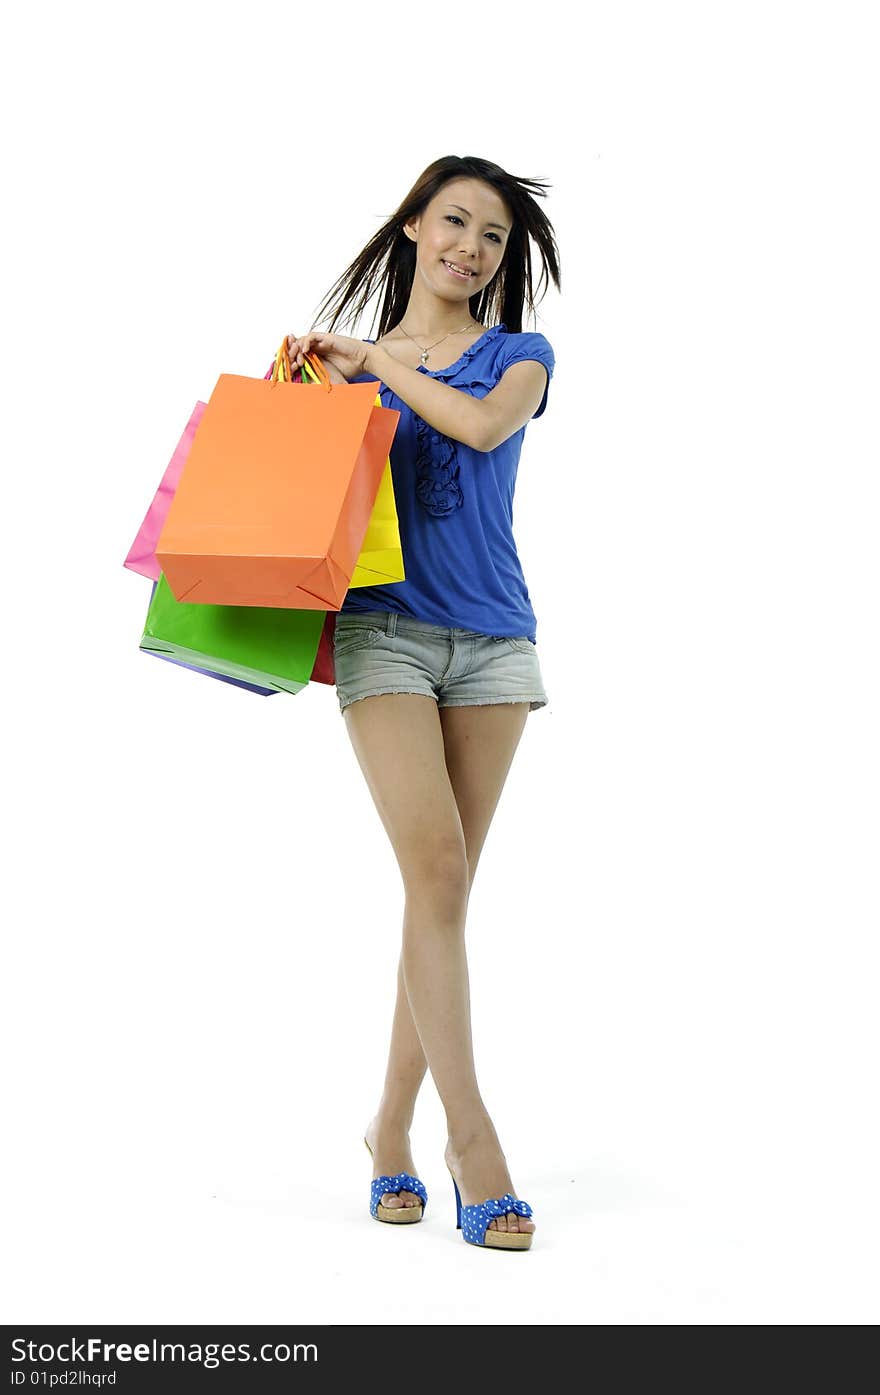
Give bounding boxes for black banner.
[2,1326,549,1389]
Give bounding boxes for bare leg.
[363,952,427,1210]
[348,695,535,1235]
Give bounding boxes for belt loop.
[387,612,398,638]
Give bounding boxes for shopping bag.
[123,351,397,587]
[141,581,278,694]
[297,354,405,592]
[126,343,300,582]
[155,343,401,608]
[140,572,323,695]
[123,402,207,580]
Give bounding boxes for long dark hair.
[309,155,562,339]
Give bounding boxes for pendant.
[420,350,429,364]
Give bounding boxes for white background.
[3,0,877,1325]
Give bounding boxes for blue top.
[340,321,555,643]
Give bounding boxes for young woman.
[287,155,561,1251]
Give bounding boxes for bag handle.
[300,354,327,387]
[269,338,296,382]
[264,348,302,382]
[299,350,332,391]
[267,338,332,392]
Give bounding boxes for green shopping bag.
[140,572,325,695]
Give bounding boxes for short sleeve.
[498,332,556,419]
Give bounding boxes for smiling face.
[404,178,512,303]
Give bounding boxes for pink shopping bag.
[123,402,207,580]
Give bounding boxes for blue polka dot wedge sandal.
[447,1164,534,1250]
[364,1138,427,1224]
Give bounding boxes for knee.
[402,841,470,908]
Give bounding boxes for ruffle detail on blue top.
[415,322,507,381]
[412,323,507,518]
[414,416,462,517]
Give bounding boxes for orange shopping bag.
[155,345,400,609]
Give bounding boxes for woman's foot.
[445,1125,536,1237]
[365,1115,423,1211]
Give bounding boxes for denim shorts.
[333,610,549,715]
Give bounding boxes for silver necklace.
[395,319,483,365]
